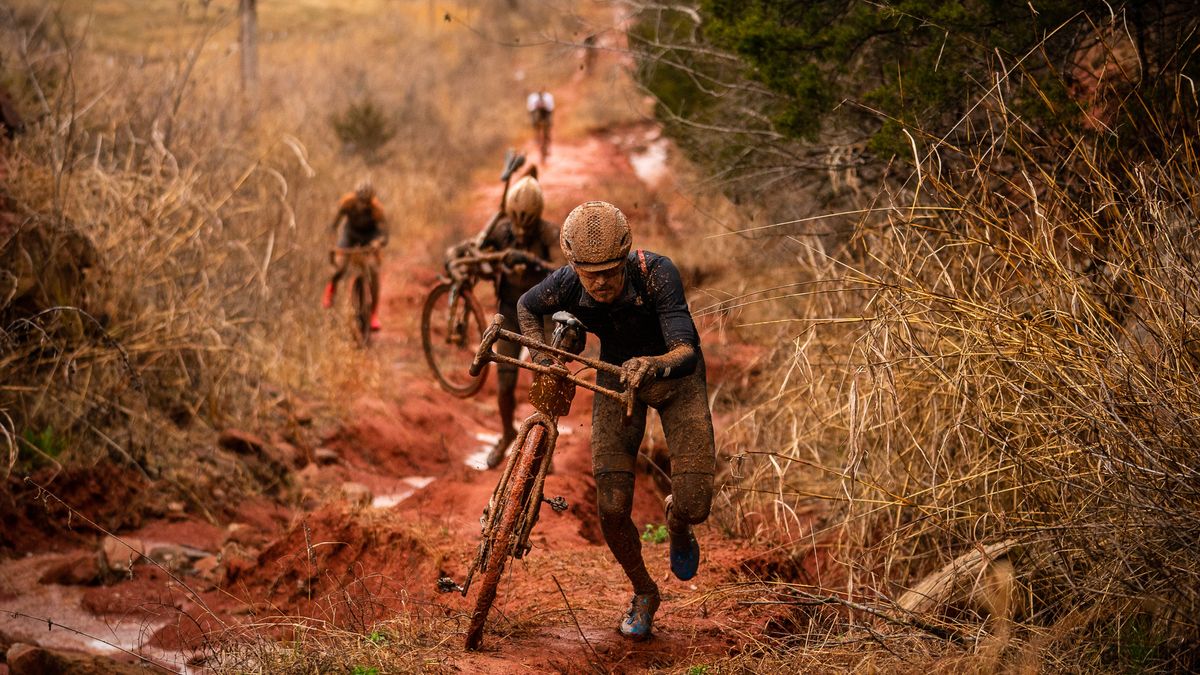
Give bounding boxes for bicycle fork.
[436,413,568,597]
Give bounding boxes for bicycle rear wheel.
[464,424,545,650]
[421,281,488,397]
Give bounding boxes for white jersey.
[526,91,555,113]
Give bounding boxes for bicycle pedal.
[543,496,568,513]
[436,576,463,594]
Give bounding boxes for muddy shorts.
[591,356,716,477]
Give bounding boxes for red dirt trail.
[0,66,801,675]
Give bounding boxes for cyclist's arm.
[517,268,569,362]
[370,198,389,247]
[648,255,700,378]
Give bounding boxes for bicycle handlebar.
[470,314,636,417]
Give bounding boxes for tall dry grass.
[711,65,1200,674]
[0,0,576,497]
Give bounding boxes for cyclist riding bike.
[323,180,389,330]
[517,200,716,641]
[526,89,554,159]
[469,175,561,469]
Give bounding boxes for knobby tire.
[464,424,545,650]
[421,281,487,397]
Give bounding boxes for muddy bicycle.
[331,245,381,346]
[419,249,515,397]
[436,311,635,650]
[422,150,528,397]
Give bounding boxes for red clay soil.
[0,70,822,675]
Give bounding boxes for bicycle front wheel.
[464,424,545,650]
[352,272,373,346]
[421,281,488,397]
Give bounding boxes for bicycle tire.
[464,424,545,650]
[421,281,488,397]
[352,273,372,346]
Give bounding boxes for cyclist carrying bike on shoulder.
[474,174,562,469]
[323,180,389,331]
[517,200,715,641]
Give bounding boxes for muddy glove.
[505,249,542,270]
[619,356,658,389]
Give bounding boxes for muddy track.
[0,98,787,675]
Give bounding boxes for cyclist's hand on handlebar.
[504,249,538,268]
[619,357,657,389]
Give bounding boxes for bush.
[330,95,397,163]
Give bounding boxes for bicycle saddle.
[551,311,587,355]
[552,311,586,331]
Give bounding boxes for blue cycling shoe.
[619,592,661,640]
[669,526,700,581]
[665,495,700,581]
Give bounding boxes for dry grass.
[707,56,1200,671]
[0,1,590,497]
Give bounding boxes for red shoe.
[370,311,382,332]
[321,282,335,309]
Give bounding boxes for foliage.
[640,523,668,544]
[330,94,397,163]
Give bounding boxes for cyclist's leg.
[486,302,521,468]
[325,242,349,308]
[646,358,716,579]
[648,358,715,527]
[368,248,383,329]
[592,372,656,595]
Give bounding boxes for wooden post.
[239,0,258,97]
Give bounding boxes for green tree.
[635,1,1200,157]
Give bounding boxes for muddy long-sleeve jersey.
[517,250,700,376]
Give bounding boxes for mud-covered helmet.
[355,179,375,201]
[560,201,631,272]
[505,176,544,235]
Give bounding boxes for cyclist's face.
[576,265,625,304]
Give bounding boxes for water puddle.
[465,425,576,471]
[370,476,436,508]
[628,136,670,188]
[465,432,502,471]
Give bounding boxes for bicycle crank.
[543,496,568,513]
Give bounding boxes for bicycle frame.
[470,314,636,417]
[446,313,632,596]
[331,246,379,343]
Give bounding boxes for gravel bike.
[421,150,527,397]
[420,249,510,397]
[436,311,635,650]
[331,245,380,347]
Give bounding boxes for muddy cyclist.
[517,200,716,640]
[323,180,389,330]
[469,174,562,468]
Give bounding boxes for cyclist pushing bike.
[467,173,562,468]
[323,180,388,331]
[517,200,716,640]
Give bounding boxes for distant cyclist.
[323,180,388,331]
[517,201,716,641]
[527,89,554,161]
[474,174,561,468]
